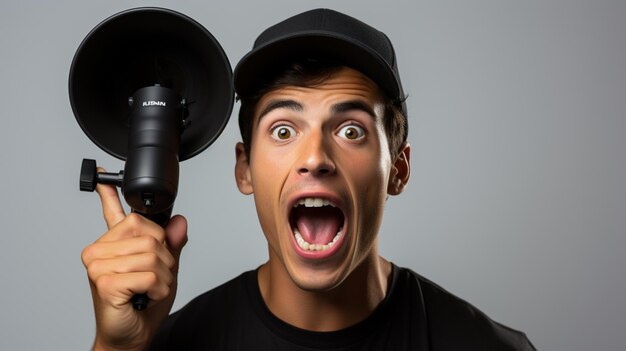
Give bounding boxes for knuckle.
[164,272,174,286]
[125,213,144,228]
[85,259,103,278]
[152,284,171,301]
[146,252,160,267]
[81,245,96,266]
[165,254,176,270]
[160,285,172,299]
[94,274,113,292]
[145,271,159,286]
[140,235,160,251]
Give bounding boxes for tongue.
[294,207,342,245]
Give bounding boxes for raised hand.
[81,178,187,351]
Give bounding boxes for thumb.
[164,214,188,262]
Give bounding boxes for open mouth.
[289,197,345,252]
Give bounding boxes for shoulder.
[394,266,536,351]
[173,270,251,320]
[150,270,256,350]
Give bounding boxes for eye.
[270,125,297,141]
[337,125,365,140]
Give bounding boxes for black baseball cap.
[233,8,407,116]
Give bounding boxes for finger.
[85,252,174,288]
[82,235,174,269]
[164,215,188,263]
[98,213,165,243]
[95,272,172,308]
[95,167,126,229]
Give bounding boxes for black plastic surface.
[80,159,97,192]
[69,7,234,161]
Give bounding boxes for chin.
[291,274,344,292]
[285,257,352,292]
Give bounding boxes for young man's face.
[235,67,409,291]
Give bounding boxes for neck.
[258,250,392,332]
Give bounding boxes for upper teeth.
[295,197,335,208]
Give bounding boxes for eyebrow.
[257,99,303,121]
[255,98,377,124]
[331,100,377,119]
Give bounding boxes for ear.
[235,142,253,195]
[387,143,411,196]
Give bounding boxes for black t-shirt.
[150,265,536,350]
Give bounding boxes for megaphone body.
[124,85,182,219]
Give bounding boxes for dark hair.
[237,58,407,159]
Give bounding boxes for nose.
[297,131,336,177]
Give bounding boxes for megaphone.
[69,7,234,310]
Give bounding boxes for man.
[82,9,536,350]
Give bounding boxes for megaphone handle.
[131,294,149,311]
[130,209,172,310]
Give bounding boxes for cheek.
[341,151,390,228]
[342,145,390,192]
[343,121,392,194]
[249,154,280,227]
[250,143,288,190]
[249,146,294,241]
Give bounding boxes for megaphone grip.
[130,208,172,310]
[132,294,149,311]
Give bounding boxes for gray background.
[1,0,624,350]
